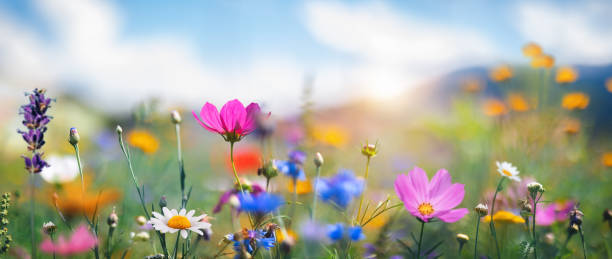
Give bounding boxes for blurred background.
[0,0,612,258]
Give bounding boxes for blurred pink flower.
[40,224,97,256]
[192,99,262,142]
[536,200,575,226]
[394,167,468,223]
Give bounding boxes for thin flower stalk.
[311,163,322,220]
[489,177,504,259]
[174,119,187,208]
[417,220,425,259]
[474,214,481,259]
[356,156,371,222]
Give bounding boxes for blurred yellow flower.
[127,129,160,154]
[507,93,529,112]
[561,118,581,135]
[312,125,349,147]
[489,65,513,82]
[555,67,578,84]
[606,77,612,93]
[483,99,507,117]
[483,210,525,224]
[276,229,297,244]
[287,179,312,194]
[561,92,589,110]
[531,54,555,69]
[50,176,121,218]
[462,77,483,93]
[522,42,542,57]
[602,152,612,167]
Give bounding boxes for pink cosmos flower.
[536,200,575,226]
[40,224,97,256]
[193,99,262,142]
[394,167,468,223]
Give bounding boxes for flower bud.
[107,207,118,228]
[116,125,123,134]
[474,203,488,217]
[314,152,324,167]
[569,208,584,226]
[158,196,167,208]
[543,232,555,245]
[603,209,612,222]
[42,221,56,235]
[257,161,278,180]
[518,199,532,215]
[131,231,150,242]
[456,233,469,244]
[361,142,378,158]
[527,182,544,194]
[170,110,182,124]
[568,223,579,235]
[135,215,147,226]
[68,127,80,145]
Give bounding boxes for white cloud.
[516,1,612,65]
[304,1,498,98]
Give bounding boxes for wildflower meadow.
[1,1,612,259]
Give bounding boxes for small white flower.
[40,155,79,184]
[149,207,211,239]
[495,161,520,182]
[527,182,544,193]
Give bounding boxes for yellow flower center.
[418,202,434,216]
[502,169,512,177]
[167,215,191,229]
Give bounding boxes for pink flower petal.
[437,208,469,223]
[220,99,246,133]
[394,174,419,210]
[408,167,429,203]
[430,183,465,211]
[240,102,261,135]
[535,203,556,226]
[198,102,224,133]
[39,238,55,253]
[428,168,452,199]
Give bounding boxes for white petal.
[152,212,164,220]
[179,208,186,216]
[181,230,188,239]
[171,209,178,216]
[168,228,179,233]
[189,228,204,236]
[162,207,172,217]
[186,210,195,218]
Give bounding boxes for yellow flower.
[483,210,525,224]
[489,65,513,82]
[507,93,529,112]
[50,176,121,218]
[606,77,612,93]
[483,99,507,117]
[522,42,542,57]
[287,179,312,194]
[127,129,160,154]
[561,118,581,135]
[561,92,589,110]
[312,125,349,147]
[602,152,612,167]
[555,67,579,84]
[531,54,555,69]
[276,229,298,244]
[462,77,483,93]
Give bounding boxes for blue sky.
[0,0,610,114]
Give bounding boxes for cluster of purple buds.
[18,89,52,173]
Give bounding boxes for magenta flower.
[536,200,575,226]
[40,224,97,256]
[394,167,468,223]
[192,99,262,142]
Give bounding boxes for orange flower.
[276,229,298,244]
[483,210,525,224]
[462,77,483,93]
[287,179,312,194]
[531,54,555,69]
[489,65,513,82]
[561,92,589,110]
[507,93,529,112]
[522,42,542,57]
[225,147,261,174]
[602,152,612,167]
[50,176,121,218]
[555,67,579,84]
[606,77,612,93]
[561,118,581,135]
[483,99,507,116]
[127,129,159,154]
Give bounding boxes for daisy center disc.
[502,169,512,176]
[167,215,191,229]
[418,202,434,216]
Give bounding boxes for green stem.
[175,124,187,209]
[417,220,425,259]
[72,144,100,259]
[291,178,298,224]
[172,234,180,259]
[356,157,371,222]
[230,142,244,193]
[532,193,539,259]
[105,227,115,259]
[489,177,504,259]
[29,172,36,259]
[579,226,587,259]
[311,165,322,220]
[474,215,481,259]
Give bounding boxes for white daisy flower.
[496,161,521,182]
[149,207,211,239]
[40,155,79,184]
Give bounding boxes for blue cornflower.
[274,159,306,181]
[288,150,306,165]
[326,223,365,242]
[238,192,284,214]
[316,169,364,208]
[228,229,277,258]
